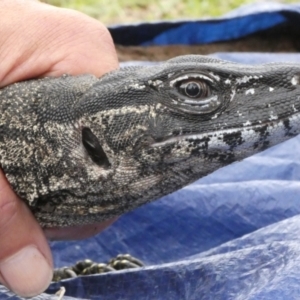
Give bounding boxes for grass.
[42,0,300,25]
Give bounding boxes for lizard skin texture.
[0,55,299,227]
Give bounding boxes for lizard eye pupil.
[185,82,201,97]
[178,80,210,98]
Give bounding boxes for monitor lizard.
[0,55,299,228]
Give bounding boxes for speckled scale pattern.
[0,55,300,227]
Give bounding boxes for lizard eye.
[178,80,211,98]
[167,74,222,115]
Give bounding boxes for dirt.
[115,27,300,62]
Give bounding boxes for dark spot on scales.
[172,129,180,136]
[253,140,270,151]
[283,118,298,137]
[82,127,110,168]
[253,125,271,150]
[218,152,235,163]
[223,131,244,149]
[203,151,235,163]
[283,119,291,131]
[188,137,211,155]
[254,124,269,136]
[162,146,172,156]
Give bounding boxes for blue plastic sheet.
[2,2,300,300]
[109,2,300,46]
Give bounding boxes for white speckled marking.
[243,120,251,126]
[291,76,299,86]
[292,104,298,112]
[230,89,236,102]
[269,113,278,121]
[128,83,146,90]
[245,88,255,95]
[209,72,220,81]
[236,76,252,84]
[211,112,221,120]
[169,74,213,87]
[150,80,163,87]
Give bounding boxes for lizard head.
[29,56,300,226]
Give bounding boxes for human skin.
[0,0,119,297]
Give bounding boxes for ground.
[42,0,299,25]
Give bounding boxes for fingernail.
[0,245,53,297]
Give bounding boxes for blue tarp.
[2,2,300,300]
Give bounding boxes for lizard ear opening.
[82,127,110,168]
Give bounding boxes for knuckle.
[0,198,19,232]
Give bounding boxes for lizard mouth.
[150,113,300,149]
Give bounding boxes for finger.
[0,1,118,87]
[0,171,53,297]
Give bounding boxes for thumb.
[0,170,53,297]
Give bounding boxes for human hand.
[0,0,118,297]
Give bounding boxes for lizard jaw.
[150,112,300,153]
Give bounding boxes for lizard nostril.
[82,127,110,168]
